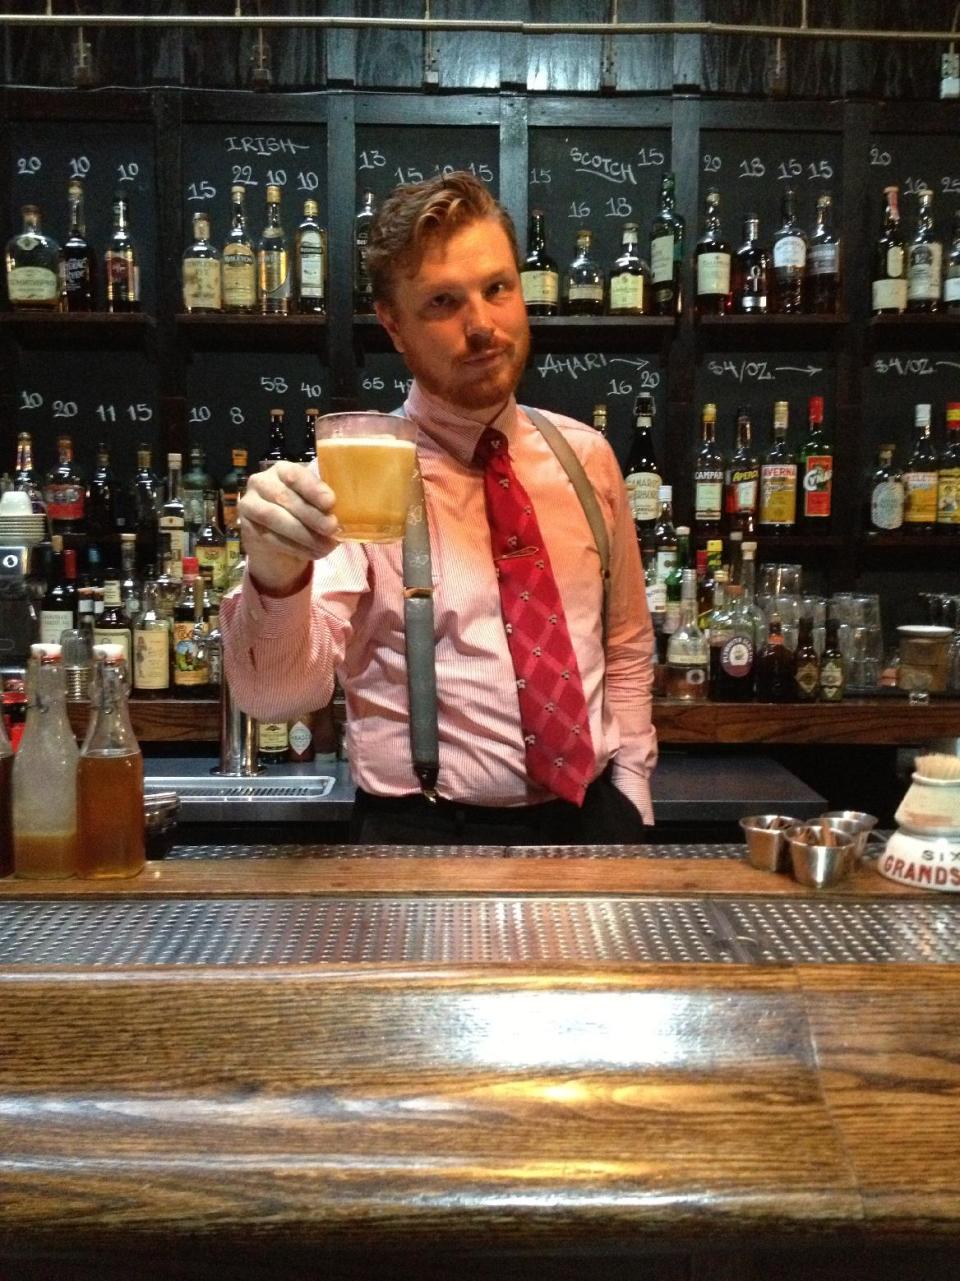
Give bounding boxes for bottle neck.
[84,662,138,752]
[167,462,182,499]
[113,201,129,233]
[529,214,546,251]
[68,195,85,237]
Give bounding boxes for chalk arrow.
[774,364,823,376]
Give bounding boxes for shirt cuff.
[236,564,314,639]
[609,761,654,826]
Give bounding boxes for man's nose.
[463,293,495,341]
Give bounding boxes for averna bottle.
[564,228,604,315]
[695,188,732,316]
[258,184,290,315]
[806,192,840,314]
[104,190,140,313]
[759,401,797,535]
[649,172,684,316]
[771,188,807,314]
[4,204,61,310]
[906,188,942,313]
[608,222,649,316]
[61,179,95,312]
[77,645,145,880]
[622,392,661,535]
[733,214,770,314]
[872,186,907,315]
[520,209,559,316]
[12,644,79,880]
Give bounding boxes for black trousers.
[350,766,646,846]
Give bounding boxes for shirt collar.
[403,380,518,467]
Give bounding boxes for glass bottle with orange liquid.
[77,645,145,879]
[12,644,79,879]
[0,710,13,877]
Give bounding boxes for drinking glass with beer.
[314,412,418,543]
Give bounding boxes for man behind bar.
[220,171,657,844]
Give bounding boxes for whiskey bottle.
[622,392,661,535]
[130,444,162,574]
[13,431,45,513]
[258,184,290,315]
[296,199,326,314]
[520,209,559,316]
[665,569,709,701]
[693,402,725,541]
[93,579,133,670]
[60,180,95,312]
[608,222,649,316]
[944,210,960,314]
[5,205,62,310]
[733,215,769,314]
[866,443,904,533]
[564,229,604,315]
[872,186,908,315]
[354,189,377,313]
[694,188,732,316]
[806,192,840,314]
[771,188,807,314]
[86,442,120,556]
[936,403,960,531]
[649,172,684,317]
[906,188,942,313]
[43,434,85,538]
[259,408,288,470]
[725,408,760,536]
[181,211,222,313]
[902,404,939,533]
[258,720,289,764]
[132,581,171,699]
[798,395,833,530]
[104,191,140,313]
[653,485,679,585]
[221,185,258,313]
[759,401,797,534]
[158,453,186,579]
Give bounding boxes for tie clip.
[494,545,539,561]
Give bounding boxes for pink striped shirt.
[220,382,657,821]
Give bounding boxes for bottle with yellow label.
[903,404,939,534]
[759,401,797,534]
[171,557,209,698]
[936,403,960,531]
[182,211,222,313]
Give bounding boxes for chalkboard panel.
[184,351,329,474]
[14,348,159,479]
[7,121,158,312]
[865,133,960,245]
[864,351,960,466]
[354,127,499,203]
[527,128,672,276]
[697,130,842,248]
[181,124,326,256]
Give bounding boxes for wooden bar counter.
[1,850,958,1279]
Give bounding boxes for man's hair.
[366,170,520,303]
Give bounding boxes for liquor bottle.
[195,491,228,592]
[793,615,820,703]
[354,189,377,313]
[220,445,249,535]
[771,188,807,314]
[695,188,732,316]
[258,720,289,764]
[906,188,942,313]
[520,209,559,316]
[181,211,222,314]
[172,557,209,698]
[806,193,840,314]
[119,531,141,625]
[622,392,661,535]
[819,618,845,702]
[872,185,908,315]
[732,214,770,314]
[709,583,756,702]
[181,445,214,549]
[649,172,684,317]
[258,184,290,316]
[662,526,691,665]
[937,402,960,531]
[13,431,45,513]
[739,542,769,653]
[608,222,649,316]
[259,407,288,470]
[86,442,119,554]
[104,191,140,313]
[299,407,320,465]
[43,434,85,538]
[944,210,960,314]
[221,184,258,314]
[866,443,904,533]
[759,401,797,535]
[725,408,759,536]
[755,614,795,703]
[592,403,608,437]
[0,711,12,879]
[12,646,79,879]
[158,452,186,579]
[296,199,326,314]
[697,539,724,626]
[153,539,182,622]
[131,443,162,575]
[564,228,604,315]
[798,395,833,530]
[39,537,76,645]
[653,485,679,585]
[665,569,709,701]
[133,581,170,699]
[902,404,939,534]
[94,579,133,670]
[4,204,61,310]
[77,646,145,880]
[60,179,95,312]
[693,402,725,542]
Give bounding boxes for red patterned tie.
[475,426,595,806]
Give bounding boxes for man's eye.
[428,294,454,310]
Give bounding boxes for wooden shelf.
[859,532,960,551]
[528,313,674,353]
[867,313,960,349]
[176,313,327,352]
[68,697,219,743]
[0,311,156,349]
[696,312,845,350]
[653,697,960,745]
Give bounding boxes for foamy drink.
[316,436,417,543]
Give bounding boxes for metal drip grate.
[1,896,958,967]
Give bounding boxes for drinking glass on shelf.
[759,562,802,600]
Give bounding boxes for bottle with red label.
[724,408,759,536]
[799,395,833,530]
[42,434,85,537]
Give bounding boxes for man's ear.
[375,300,404,354]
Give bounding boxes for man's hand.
[238,461,341,595]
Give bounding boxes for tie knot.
[474,427,508,468]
